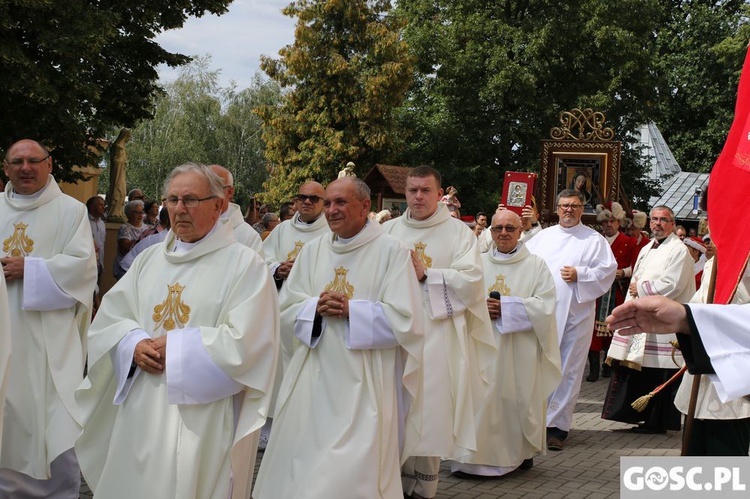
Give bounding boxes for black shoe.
[630,424,666,435]
[519,458,534,470]
[451,470,485,480]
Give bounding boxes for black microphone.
[489,291,501,300]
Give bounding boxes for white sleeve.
[346,300,399,349]
[166,327,244,405]
[111,328,151,405]
[425,269,467,319]
[294,297,323,348]
[495,296,533,334]
[22,257,77,310]
[690,303,750,402]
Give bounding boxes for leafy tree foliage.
[394,0,667,213]
[101,58,281,209]
[258,0,413,204]
[653,0,750,173]
[0,0,232,182]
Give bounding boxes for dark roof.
[649,171,709,221]
[364,164,412,195]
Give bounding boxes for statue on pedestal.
[106,128,131,223]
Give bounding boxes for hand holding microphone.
[487,291,501,320]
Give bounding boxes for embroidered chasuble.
[453,244,560,473]
[76,222,279,499]
[675,258,750,418]
[383,203,496,459]
[223,202,264,257]
[0,177,97,478]
[607,233,695,369]
[0,273,9,453]
[253,221,424,499]
[261,211,330,414]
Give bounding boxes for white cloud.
[155,0,295,89]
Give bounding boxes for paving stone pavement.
[78,363,682,498]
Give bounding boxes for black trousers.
[683,417,750,456]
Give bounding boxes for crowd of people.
[1,139,748,499]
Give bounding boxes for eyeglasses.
[557,204,583,211]
[490,225,519,234]
[650,217,673,223]
[297,194,322,204]
[4,155,50,166]
[165,196,217,208]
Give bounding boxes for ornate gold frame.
[538,109,621,224]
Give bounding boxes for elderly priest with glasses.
[75,163,279,499]
[525,189,616,451]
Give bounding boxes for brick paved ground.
[78,362,682,498]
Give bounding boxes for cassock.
[253,221,423,499]
[0,177,96,483]
[525,223,616,432]
[0,273,9,456]
[452,243,560,475]
[222,202,264,257]
[382,204,496,459]
[75,222,279,499]
[604,233,694,429]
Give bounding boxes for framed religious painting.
[537,109,621,225]
[501,171,537,216]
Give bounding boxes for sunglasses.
[297,194,322,203]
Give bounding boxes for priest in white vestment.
[260,181,329,447]
[382,167,495,499]
[605,206,694,434]
[451,210,560,477]
[0,272,10,457]
[479,203,541,252]
[254,177,424,499]
[525,189,616,451]
[75,164,279,499]
[211,164,264,257]
[0,139,97,497]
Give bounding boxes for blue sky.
[155,0,296,89]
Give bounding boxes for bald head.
[210,164,234,211]
[491,210,523,253]
[296,180,326,222]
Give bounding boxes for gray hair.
[163,162,225,199]
[557,189,585,205]
[261,212,279,227]
[124,200,144,218]
[650,205,675,221]
[348,177,371,201]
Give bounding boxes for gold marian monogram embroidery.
[325,266,354,299]
[152,283,191,331]
[3,222,34,257]
[488,275,511,296]
[287,241,305,261]
[413,242,432,269]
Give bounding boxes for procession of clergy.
[1,137,735,499]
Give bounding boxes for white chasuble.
[253,222,423,499]
[675,259,750,415]
[608,233,695,369]
[223,202,264,257]
[453,244,560,473]
[0,177,97,478]
[525,223,616,431]
[0,272,10,457]
[76,222,279,499]
[383,203,496,459]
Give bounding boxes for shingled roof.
[364,164,413,195]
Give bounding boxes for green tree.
[0,0,232,181]
[395,0,666,213]
[110,58,280,208]
[258,0,414,204]
[653,0,750,173]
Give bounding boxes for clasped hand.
[317,290,349,318]
[134,336,166,374]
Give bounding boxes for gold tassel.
[631,365,688,412]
